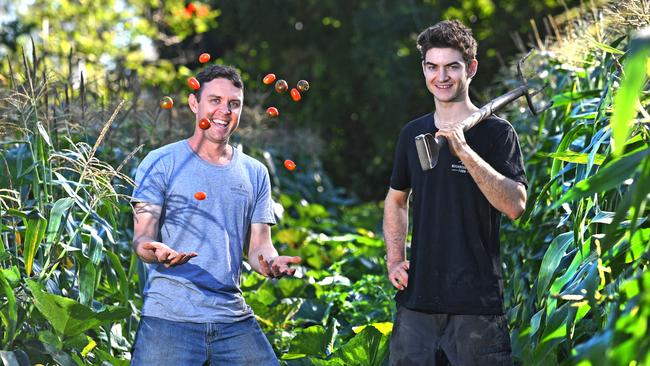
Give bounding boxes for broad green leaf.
[105,251,129,305]
[277,277,308,298]
[286,325,329,358]
[611,43,649,156]
[537,151,606,165]
[550,240,591,295]
[626,229,650,263]
[536,232,574,300]
[530,309,544,338]
[550,89,601,108]
[534,304,570,362]
[0,270,17,347]
[25,279,130,339]
[554,148,649,207]
[23,211,48,277]
[45,198,74,245]
[329,325,389,366]
[76,253,96,306]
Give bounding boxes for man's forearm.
[459,148,526,220]
[383,203,409,265]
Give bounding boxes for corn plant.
[500,3,650,365]
[0,46,142,365]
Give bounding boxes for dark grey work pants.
[389,306,513,366]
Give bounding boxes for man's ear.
[188,93,199,114]
[467,59,478,79]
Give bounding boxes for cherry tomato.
[194,191,206,200]
[290,88,301,102]
[263,73,276,85]
[160,96,174,110]
[198,53,211,63]
[275,79,288,93]
[266,107,279,118]
[187,76,201,90]
[296,79,310,92]
[198,118,210,130]
[284,159,296,171]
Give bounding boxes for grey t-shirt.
[132,140,276,323]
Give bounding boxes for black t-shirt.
[390,112,527,315]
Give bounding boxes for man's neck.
[433,99,479,130]
[187,135,233,165]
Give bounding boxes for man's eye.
[229,102,241,109]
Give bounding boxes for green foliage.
[1,2,648,365]
[499,6,650,364]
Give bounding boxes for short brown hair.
[416,20,477,64]
[193,64,243,101]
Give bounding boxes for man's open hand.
[142,242,197,268]
[258,254,302,278]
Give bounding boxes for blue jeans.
[131,315,279,366]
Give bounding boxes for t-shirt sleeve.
[252,167,277,225]
[132,152,167,205]
[489,126,528,188]
[390,128,411,190]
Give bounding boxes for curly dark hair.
[416,20,477,64]
[193,64,243,101]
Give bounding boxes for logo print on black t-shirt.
[451,160,468,174]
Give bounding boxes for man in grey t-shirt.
[130,64,301,366]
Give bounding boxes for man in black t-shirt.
[384,20,527,366]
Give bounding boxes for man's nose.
[436,68,448,80]
[215,102,232,114]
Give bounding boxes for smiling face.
[422,47,477,104]
[188,78,243,144]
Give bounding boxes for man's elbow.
[505,197,526,220]
[505,205,525,220]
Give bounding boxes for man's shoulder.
[147,140,187,157]
[237,148,268,173]
[401,112,434,135]
[477,115,517,136]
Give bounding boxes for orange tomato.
[284,159,296,171]
[263,73,276,85]
[266,107,279,118]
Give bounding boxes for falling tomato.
[284,159,296,171]
[290,88,302,102]
[187,77,201,90]
[198,53,211,63]
[198,118,211,130]
[160,96,174,110]
[275,79,288,93]
[263,73,276,85]
[266,107,279,118]
[296,80,310,92]
[194,191,207,200]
